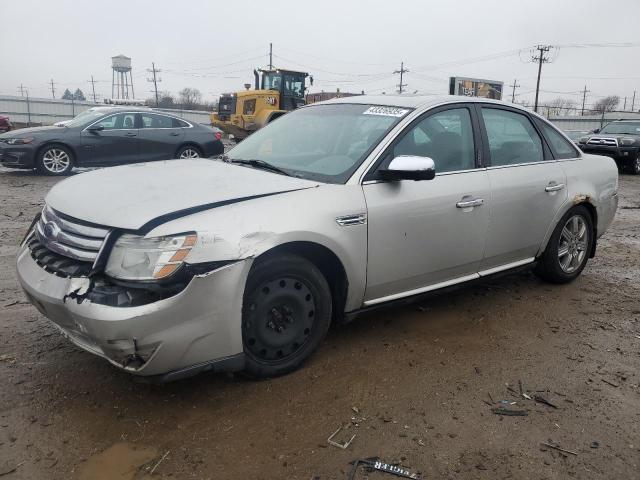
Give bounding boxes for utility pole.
[393,62,409,94]
[580,85,590,116]
[532,45,551,113]
[88,75,98,103]
[632,90,637,111]
[509,78,520,102]
[269,43,273,69]
[18,84,26,97]
[147,63,161,107]
[623,97,627,111]
[25,89,31,127]
[49,79,57,99]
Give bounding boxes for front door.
[80,112,139,165]
[477,106,568,271]
[138,112,185,161]
[363,105,491,304]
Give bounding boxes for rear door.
[137,113,185,161]
[80,112,139,165]
[477,105,567,272]
[363,104,491,304]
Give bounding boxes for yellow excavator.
[211,68,312,140]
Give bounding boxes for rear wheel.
[176,145,202,159]
[632,152,640,175]
[36,145,73,175]
[535,205,594,284]
[241,254,332,378]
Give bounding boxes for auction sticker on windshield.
[363,106,410,117]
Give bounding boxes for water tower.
[111,55,135,99]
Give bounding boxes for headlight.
[620,137,637,146]
[3,137,34,145]
[105,232,197,281]
[578,136,589,144]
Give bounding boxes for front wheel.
[631,152,640,175]
[535,205,594,284]
[241,254,332,378]
[176,145,202,159]
[36,145,74,175]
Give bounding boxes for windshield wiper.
[226,158,292,177]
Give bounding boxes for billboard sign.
[449,76,503,100]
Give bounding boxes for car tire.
[632,152,640,175]
[36,145,74,176]
[534,205,594,284]
[241,254,332,378]
[176,145,202,159]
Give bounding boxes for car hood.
[45,159,320,231]
[0,125,65,138]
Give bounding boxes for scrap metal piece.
[348,457,422,480]
[541,442,578,456]
[533,394,558,409]
[491,407,528,416]
[327,426,356,449]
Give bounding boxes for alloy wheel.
[179,148,200,159]
[42,149,71,173]
[243,276,316,362]
[558,214,588,274]
[634,154,640,175]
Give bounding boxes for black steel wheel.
[242,254,332,378]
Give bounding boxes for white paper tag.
[363,106,410,117]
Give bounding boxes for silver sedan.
[16,95,618,381]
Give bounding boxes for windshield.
[226,104,411,183]
[65,109,110,128]
[600,122,640,135]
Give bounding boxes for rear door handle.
[170,132,180,136]
[545,183,565,192]
[456,198,484,208]
[125,132,137,137]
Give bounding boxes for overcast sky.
[2,0,640,109]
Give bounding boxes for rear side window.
[141,113,173,128]
[172,118,190,128]
[481,108,543,166]
[536,120,580,159]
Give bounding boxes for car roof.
[314,94,515,110]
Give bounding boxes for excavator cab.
[259,69,310,111]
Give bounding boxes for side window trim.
[476,104,553,168]
[363,103,482,181]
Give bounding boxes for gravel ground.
[0,166,638,480]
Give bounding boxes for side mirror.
[87,124,104,133]
[379,155,436,181]
[591,128,600,134]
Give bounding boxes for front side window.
[536,120,580,159]
[263,73,282,91]
[227,104,410,183]
[93,113,136,130]
[284,75,304,97]
[392,107,476,173]
[482,108,543,166]
[141,113,173,128]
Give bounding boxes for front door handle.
[170,132,180,136]
[125,132,137,137]
[545,182,565,192]
[456,198,484,208]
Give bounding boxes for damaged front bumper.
[16,245,251,381]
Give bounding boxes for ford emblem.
[43,221,60,241]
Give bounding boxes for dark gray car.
[0,107,224,175]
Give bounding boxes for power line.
[531,45,552,112]
[393,62,409,94]
[147,63,161,107]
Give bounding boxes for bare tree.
[178,88,202,109]
[547,97,577,116]
[592,96,620,114]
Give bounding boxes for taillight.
[215,131,222,141]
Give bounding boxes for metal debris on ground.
[541,442,578,456]
[348,457,422,480]
[590,441,600,449]
[533,394,558,409]
[601,379,620,388]
[491,407,529,416]
[327,426,356,449]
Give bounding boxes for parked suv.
[578,120,640,174]
[0,107,223,175]
[16,96,618,382]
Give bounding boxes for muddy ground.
[0,167,638,480]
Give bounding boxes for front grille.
[587,137,617,146]
[28,236,93,277]
[34,205,110,264]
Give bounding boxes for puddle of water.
[78,443,158,480]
